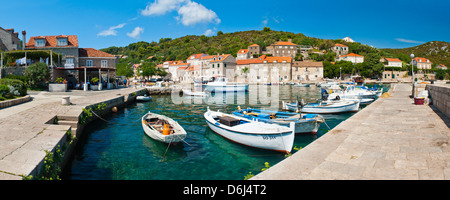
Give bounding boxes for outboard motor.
[321,88,329,101]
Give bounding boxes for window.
[35,39,45,47]
[86,60,93,67]
[57,38,68,46]
[224,63,227,68]
[212,64,214,68]
[66,58,73,64]
[101,60,108,68]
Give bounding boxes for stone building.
[271,39,298,58]
[248,56,292,84]
[330,43,348,56]
[0,27,21,51]
[25,35,79,68]
[336,53,364,64]
[412,57,432,70]
[206,54,236,78]
[248,44,261,57]
[292,61,324,82]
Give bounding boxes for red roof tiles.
[79,48,115,58]
[26,35,78,48]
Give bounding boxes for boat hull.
[232,109,322,134]
[284,101,360,114]
[204,111,294,153]
[141,113,187,144]
[204,84,248,93]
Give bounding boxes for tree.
[116,62,134,77]
[241,67,249,82]
[24,63,50,89]
[263,27,271,32]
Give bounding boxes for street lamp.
[340,67,342,81]
[410,53,415,98]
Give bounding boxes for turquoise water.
[64,85,387,180]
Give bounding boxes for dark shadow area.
[429,105,450,129]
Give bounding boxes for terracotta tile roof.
[385,58,402,62]
[334,43,347,47]
[79,48,115,58]
[293,61,323,67]
[413,57,431,63]
[274,41,296,46]
[177,66,189,70]
[200,55,216,60]
[186,65,200,71]
[187,53,208,60]
[264,56,292,63]
[210,54,231,63]
[26,35,78,48]
[249,44,259,47]
[340,53,363,57]
[237,49,248,54]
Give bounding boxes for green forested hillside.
[101,28,344,63]
[382,41,450,67]
[102,28,449,79]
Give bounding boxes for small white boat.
[203,77,248,93]
[232,108,324,134]
[182,89,208,97]
[283,100,360,114]
[141,112,187,143]
[136,94,152,101]
[204,108,295,153]
[293,83,311,87]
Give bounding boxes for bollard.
[62,96,71,105]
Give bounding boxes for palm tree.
[241,67,249,83]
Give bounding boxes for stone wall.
[0,95,31,109]
[426,84,450,118]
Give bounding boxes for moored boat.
[293,83,311,87]
[141,112,187,144]
[282,100,360,114]
[182,89,208,97]
[204,108,295,153]
[137,94,152,101]
[203,76,248,93]
[232,107,324,134]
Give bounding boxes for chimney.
[22,30,26,50]
[288,39,292,43]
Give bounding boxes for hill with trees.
[381,41,450,68]
[101,28,449,79]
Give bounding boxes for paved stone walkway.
[253,84,450,180]
[0,87,144,179]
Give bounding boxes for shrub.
[0,84,10,96]
[24,63,50,89]
[0,78,27,96]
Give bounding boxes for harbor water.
[63,84,387,180]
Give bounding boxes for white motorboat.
[141,112,187,144]
[283,100,360,114]
[203,76,248,93]
[204,108,295,153]
[182,89,208,97]
[293,83,311,87]
[232,108,324,134]
[136,94,152,101]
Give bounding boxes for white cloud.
[141,0,220,26]
[177,1,220,26]
[141,0,185,16]
[203,29,215,36]
[127,27,145,39]
[262,18,268,26]
[97,23,126,36]
[396,38,424,44]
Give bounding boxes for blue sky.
[1,0,449,50]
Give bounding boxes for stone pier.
[252,84,450,180]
